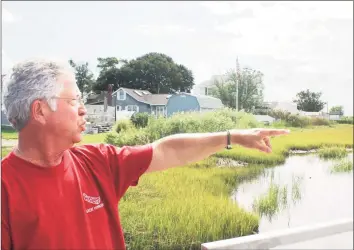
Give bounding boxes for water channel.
[232,153,353,233]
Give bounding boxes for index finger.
[259,129,290,137]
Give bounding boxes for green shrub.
[337,116,354,124]
[286,114,310,128]
[106,109,262,147]
[105,128,150,146]
[131,113,151,128]
[144,109,260,141]
[269,109,291,121]
[310,117,330,126]
[114,119,134,133]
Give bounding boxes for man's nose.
[79,105,87,116]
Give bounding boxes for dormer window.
[117,89,126,100]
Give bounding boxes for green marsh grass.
[120,166,262,249]
[331,160,353,173]
[291,175,303,205]
[318,146,348,159]
[252,173,304,220]
[217,125,353,165]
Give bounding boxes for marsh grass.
[217,125,353,165]
[291,175,303,205]
[252,173,304,220]
[318,147,348,159]
[331,160,353,173]
[121,166,262,249]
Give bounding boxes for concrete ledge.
[201,218,353,250]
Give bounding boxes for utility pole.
[235,57,240,112]
[327,102,329,119]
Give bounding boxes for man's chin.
[73,133,83,144]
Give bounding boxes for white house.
[192,75,227,96]
[254,115,276,125]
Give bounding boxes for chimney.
[107,84,113,106]
[104,95,108,112]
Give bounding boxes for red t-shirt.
[1,143,153,250]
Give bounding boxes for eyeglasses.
[52,96,85,106]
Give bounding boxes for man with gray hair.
[1,59,289,250]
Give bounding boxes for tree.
[293,89,325,112]
[92,57,126,93]
[68,60,95,95]
[118,53,194,94]
[330,105,344,115]
[209,67,264,112]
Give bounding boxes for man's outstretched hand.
[231,128,290,154]
[148,128,291,172]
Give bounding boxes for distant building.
[254,101,300,115]
[192,75,227,96]
[112,88,170,117]
[254,115,276,125]
[166,93,223,117]
[328,111,344,121]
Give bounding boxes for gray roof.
[113,88,170,105]
[195,94,223,109]
[175,93,223,109]
[85,92,106,104]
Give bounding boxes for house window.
[126,105,139,112]
[117,90,126,100]
[116,106,122,111]
[156,106,165,116]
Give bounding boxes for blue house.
[112,88,170,116]
[166,93,223,117]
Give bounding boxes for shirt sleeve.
[97,143,153,200]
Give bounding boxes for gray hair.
[2,58,75,131]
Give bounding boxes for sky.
[2,1,353,115]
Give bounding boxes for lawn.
[1,126,18,140]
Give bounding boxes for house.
[254,101,300,115]
[83,86,115,125]
[329,111,343,121]
[299,111,326,118]
[192,75,227,96]
[166,93,223,117]
[112,88,170,116]
[266,101,300,114]
[254,115,276,125]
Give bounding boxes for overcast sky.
[2,1,353,115]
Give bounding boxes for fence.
[201,218,353,250]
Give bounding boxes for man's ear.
[31,100,47,125]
